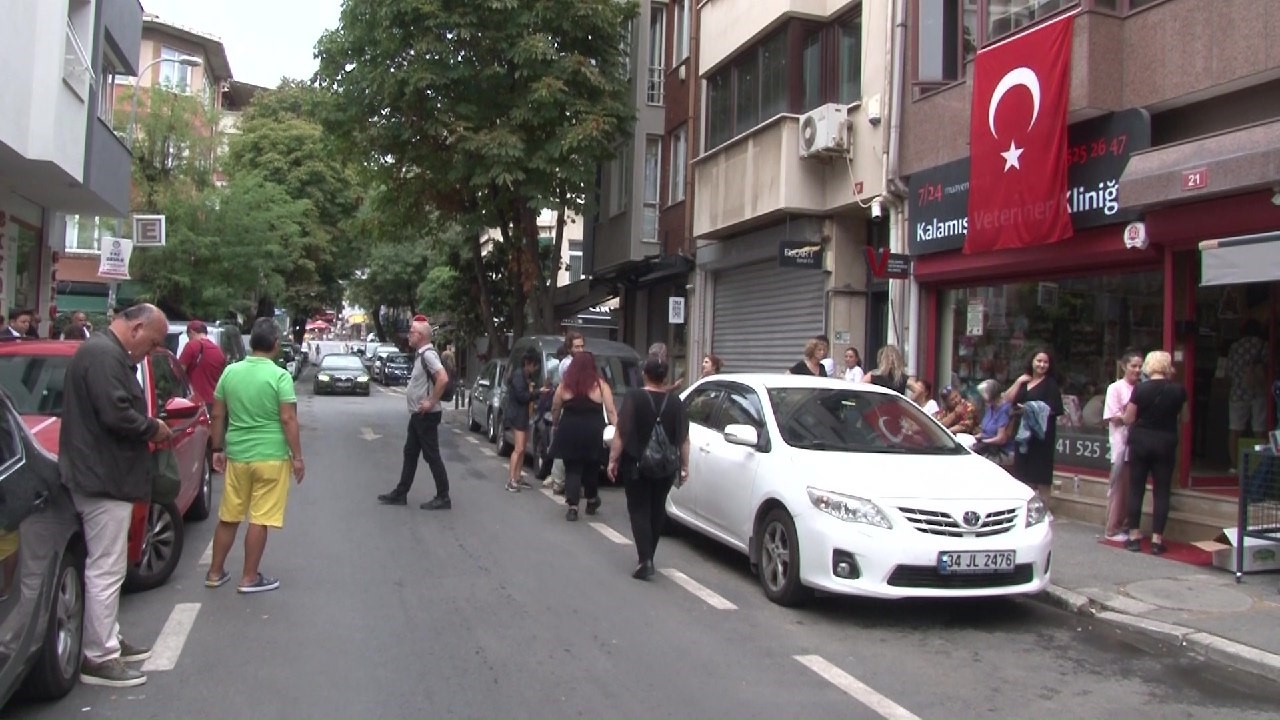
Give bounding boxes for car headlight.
[806,488,892,529]
[317,373,331,381]
[357,375,369,382]
[1025,496,1049,527]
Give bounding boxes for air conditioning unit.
[799,103,849,158]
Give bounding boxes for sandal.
[204,570,230,588]
[237,573,280,594]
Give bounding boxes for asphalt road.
[7,369,1278,719]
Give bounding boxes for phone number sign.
[1054,430,1111,471]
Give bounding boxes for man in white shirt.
[0,308,33,340]
[1103,350,1144,541]
[817,335,834,377]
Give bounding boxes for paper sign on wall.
[668,297,686,324]
[966,301,985,337]
[98,238,134,280]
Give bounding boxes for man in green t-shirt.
[206,318,304,594]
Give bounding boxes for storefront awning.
[1199,232,1280,286]
[1119,119,1280,211]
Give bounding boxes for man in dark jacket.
[61,303,171,688]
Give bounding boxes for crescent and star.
[987,66,1041,172]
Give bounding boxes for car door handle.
[698,444,712,454]
[32,491,49,510]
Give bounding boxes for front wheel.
[468,404,481,432]
[125,502,185,592]
[756,508,811,607]
[19,546,84,700]
[487,411,499,444]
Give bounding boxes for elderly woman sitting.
[935,385,979,434]
[973,379,1016,464]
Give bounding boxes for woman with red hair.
[551,352,618,521]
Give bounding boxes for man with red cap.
[179,320,227,410]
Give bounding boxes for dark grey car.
[0,391,86,706]
[467,358,507,444]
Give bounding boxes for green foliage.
[315,0,637,348]
[123,85,221,208]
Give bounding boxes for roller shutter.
[711,261,826,374]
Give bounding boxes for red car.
[0,340,212,591]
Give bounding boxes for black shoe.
[535,459,553,481]
[631,560,655,580]
[377,491,407,505]
[585,497,601,515]
[1150,542,1168,556]
[566,506,579,522]
[421,496,452,510]
[1124,538,1142,552]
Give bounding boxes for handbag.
[150,446,181,504]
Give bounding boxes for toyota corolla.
[668,375,1052,606]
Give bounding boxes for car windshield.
[766,387,965,454]
[386,353,411,366]
[595,355,642,394]
[0,355,73,416]
[320,356,365,371]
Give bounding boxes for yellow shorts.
[220,460,291,528]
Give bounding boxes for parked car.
[166,321,246,364]
[0,388,86,705]
[498,336,643,468]
[0,341,213,593]
[276,342,301,380]
[377,352,413,386]
[366,344,399,378]
[666,374,1052,606]
[313,354,371,396]
[467,358,507,443]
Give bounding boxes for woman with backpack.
[551,351,617,521]
[607,355,691,580]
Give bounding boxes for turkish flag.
[964,13,1076,254]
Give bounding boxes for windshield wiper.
[787,439,847,451]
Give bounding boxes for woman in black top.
[608,356,691,580]
[787,338,828,377]
[1003,348,1064,495]
[504,350,539,492]
[1123,351,1187,555]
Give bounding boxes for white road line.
[198,538,213,567]
[589,522,633,545]
[481,448,496,456]
[142,603,201,672]
[793,655,918,720]
[539,487,557,501]
[466,437,480,444]
[451,428,463,434]
[658,568,738,610]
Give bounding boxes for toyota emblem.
[961,511,982,528]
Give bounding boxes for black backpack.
[638,392,680,478]
[419,348,458,402]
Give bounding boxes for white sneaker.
[1107,533,1129,542]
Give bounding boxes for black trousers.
[1126,428,1177,535]
[396,412,450,498]
[624,472,675,563]
[564,459,601,506]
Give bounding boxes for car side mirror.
[953,432,978,451]
[478,379,491,388]
[161,397,202,421]
[723,423,759,448]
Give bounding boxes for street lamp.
[126,55,203,148]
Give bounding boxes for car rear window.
[0,355,74,416]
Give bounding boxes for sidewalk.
[1039,518,1280,682]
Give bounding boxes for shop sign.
[907,109,1152,256]
[1054,430,1110,471]
[865,248,913,279]
[132,215,166,247]
[97,238,133,280]
[668,296,686,324]
[778,240,824,269]
[1123,221,1148,250]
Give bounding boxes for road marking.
[481,448,496,456]
[589,522,633,545]
[539,487,557,501]
[31,417,57,434]
[142,603,201,672]
[466,437,480,444]
[658,568,738,610]
[452,428,463,434]
[198,538,213,567]
[359,427,382,441]
[793,655,918,720]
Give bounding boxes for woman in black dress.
[607,356,690,580]
[1123,351,1187,555]
[1003,348,1064,496]
[551,352,617,521]
[787,338,828,376]
[504,350,539,493]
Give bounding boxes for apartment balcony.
[701,0,835,71]
[646,66,664,105]
[692,114,882,239]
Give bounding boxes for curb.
[1035,584,1280,684]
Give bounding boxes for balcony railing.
[646,65,664,105]
[63,19,94,101]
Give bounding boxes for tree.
[225,80,363,328]
[315,0,636,354]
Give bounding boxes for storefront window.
[938,271,1163,470]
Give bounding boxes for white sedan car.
[668,374,1052,605]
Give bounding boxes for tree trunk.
[518,202,547,334]
[371,304,386,342]
[542,194,568,333]
[469,225,504,356]
[495,200,528,340]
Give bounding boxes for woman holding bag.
[551,352,617,521]
[608,355,690,580]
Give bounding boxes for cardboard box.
[1192,527,1280,574]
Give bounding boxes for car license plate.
[937,550,1015,574]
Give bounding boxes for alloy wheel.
[53,564,83,679]
[760,520,792,593]
[139,504,177,578]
